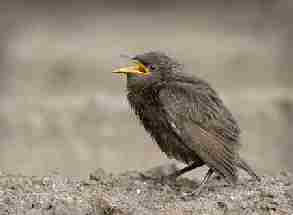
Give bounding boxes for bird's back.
[164,74,241,146]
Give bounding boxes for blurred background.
[0,0,292,178]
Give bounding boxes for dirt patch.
[0,164,292,215]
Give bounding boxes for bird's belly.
[145,121,202,165]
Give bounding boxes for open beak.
[112,65,142,75]
[113,61,150,75]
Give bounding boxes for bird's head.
[113,51,182,89]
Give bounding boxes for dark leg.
[140,161,203,183]
[168,161,203,179]
[190,168,214,196]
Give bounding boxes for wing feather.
[159,82,238,184]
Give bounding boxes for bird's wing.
[158,82,238,184]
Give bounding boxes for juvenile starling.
[113,51,260,192]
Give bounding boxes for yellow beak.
[112,65,142,75]
[113,62,150,75]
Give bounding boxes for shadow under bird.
[113,51,260,194]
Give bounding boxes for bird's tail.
[235,157,261,182]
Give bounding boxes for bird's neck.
[127,78,164,95]
[126,81,164,112]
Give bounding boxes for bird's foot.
[180,168,214,200]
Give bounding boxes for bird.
[113,51,260,193]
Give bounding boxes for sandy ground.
[0,164,292,215]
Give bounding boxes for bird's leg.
[167,162,203,180]
[158,162,203,184]
[189,168,214,196]
[140,162,202,184]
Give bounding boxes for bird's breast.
[127,89,199,164]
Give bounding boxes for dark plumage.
[113,51,259,191]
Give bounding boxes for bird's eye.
[149,64,157,71]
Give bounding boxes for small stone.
[89,168,109,183]
[136,189,141,194]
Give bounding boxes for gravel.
[0,165,292,215]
